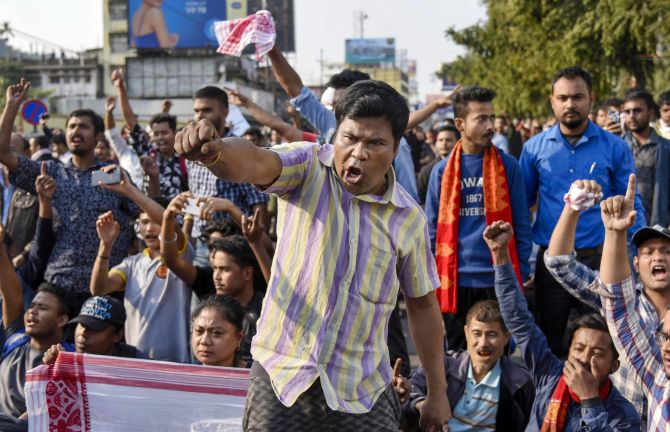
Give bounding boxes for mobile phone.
[607,110,620,125]
[92,168,121,186]
[183,198,203,216]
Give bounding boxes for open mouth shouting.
[344,165,364,185]
[651,264,668,281]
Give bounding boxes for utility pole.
[353,10,368,39]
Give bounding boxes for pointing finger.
[41,161,47,176]
[625,173,636,203]
[393,358,403,378]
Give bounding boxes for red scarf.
[434,141,523,313]
[541,375,612,432]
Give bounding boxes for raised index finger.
[41,161,47,176]
[625,173,636,203]
[393,358,403,377]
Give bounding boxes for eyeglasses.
[654,331,670,347]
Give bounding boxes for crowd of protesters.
[1,44,670,431]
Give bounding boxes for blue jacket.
[403,350,535,432]
[290,86,419,202]
[520,121,646,248]
[425,151,532,282]
[494,263,640,431]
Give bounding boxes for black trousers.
[534,246,600,357]
[387,303,411,377]
[443,286,497,351]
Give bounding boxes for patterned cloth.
[26,352,249,431]
[591,276,670,430]
[144,153,188,200]
[215,10,276,61]
[251,142,439,413]
[544,251,658,418]
[435,141,523,313]
[215,179,268,216]
[10,156,139,296]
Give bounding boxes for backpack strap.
[1,331,30,362]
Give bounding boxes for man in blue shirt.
[266,45,422,203]
[519,66,646,356]
[425,87,532,350]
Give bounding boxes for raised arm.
[229,90,303,142]
[0,79,30,172]
[174,119,281,186]
[0,224,22,328]
[405,86,459,131]
[485,221,562,379]
[90,212,125,296]
[111,68,137,130]
[596,174,659,395]
[545,180,602,308]
[98,166,164,225]
[241,208,273,283]
[161,193,196,286]
[267,45,303,98]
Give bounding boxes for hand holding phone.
[92,168,121,186]
[183,197,204,216]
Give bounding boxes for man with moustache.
[588,175,670,429]
[545,177,670,423]
[0,79,139,309]
[621,89,670,228]
[425,86,532,351]
[519,66,646,356]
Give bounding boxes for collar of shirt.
[30,149,52,161]
[546,120,599,146]
[467,359,502,389]
[317,145,408,208]
[65,157,106,172]
[624,128,662,148]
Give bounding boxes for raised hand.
[197,197,231,221]
[111,67,124,88]
[391,358,411,405]
[241,207,264,245]
[482,221,513,253]
[174,119,221,162]
[165,192,193,218]
[98,165,133,196]
[600,174,637,232]
[96,211,120,246]
[105,96,117,114]
[161,99,173,113]
[42,344,64,365]
[140,155,159,178]
[435,84,461,108]
[5,78,31,109]
[35,161,56,200]
[227,90,249,107]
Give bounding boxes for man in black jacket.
[402,300,534,431]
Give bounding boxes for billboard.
[345,38,395,66]
[126,0,295,52]
[127,0,247,49]
[126,56,219,98]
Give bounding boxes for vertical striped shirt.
[251,142,439,413]
[593,276,670,430]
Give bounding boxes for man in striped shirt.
[174,80,449,431]
[587,174,670,429]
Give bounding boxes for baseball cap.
[69,296,126,331]
[632,224,670,248]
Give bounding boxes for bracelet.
[195,151,221,167]
[158,233,178,244]
[183,214,194,221]
[98,255,109,260]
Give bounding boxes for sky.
[0,0,487,100]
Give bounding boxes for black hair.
[243,127,263,139]
[452,86,497,119]
[192,295,245,332]
[51,134,66,145]
[659,90,670,107]
[16,134,29,151]
[209,235,265,291]
[568,313,619,360]
[200,218,241,244]
[36,283,71,318]
[624,89,656,111]
[552,66,593,93]
[67,109,104,135]
[334,80,409,142]
[465,300,508,333]
[32,135,50,150]
[193,86,229,109]
[435,125,461,140]
[327,69,371,89]
[149,113,177,132]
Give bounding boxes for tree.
[439,0,669,117]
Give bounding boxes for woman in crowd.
[191,295,247,368]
